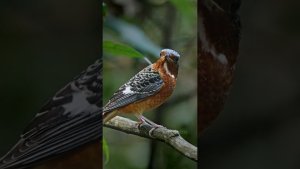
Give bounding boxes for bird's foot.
[148,123,165,138]
[136,122,164,138]
[140,116,164,128]
[135,118,146,128]
[148,127,159,138]
[135,118,164,138]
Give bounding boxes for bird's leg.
[135,114,147,128]
[141,115,165,138]
[140,116,163,128]
[135,114,164,138]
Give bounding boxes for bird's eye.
[160,52,163,57]
[173,56,179,62]
[170,55,178,62]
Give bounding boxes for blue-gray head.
[160,49,180,65]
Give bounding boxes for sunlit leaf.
[103,41,144,58]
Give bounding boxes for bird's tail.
[103,110,118,123]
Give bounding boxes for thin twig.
[143,56,152,65]
[103,116,198,162]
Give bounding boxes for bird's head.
[160,49,180,66]
[158,49,180,78]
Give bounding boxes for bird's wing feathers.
[103,65,163,114]
[0,59,102,169]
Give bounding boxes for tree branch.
[103,116,198,162]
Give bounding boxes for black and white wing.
[0,59,102,169]
[103,65,163,115]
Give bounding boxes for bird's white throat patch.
[163,62,175,78]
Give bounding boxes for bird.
[0,59,102,169]
[103,49,180,126]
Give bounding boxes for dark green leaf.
[103,41,144,58]
[106,18,161,57]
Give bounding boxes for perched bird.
[0,59,102,169]
[103,49,180,126]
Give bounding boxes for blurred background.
[199,1,300,169]
[103,0,197,169]
[0,0,99,161]
[1,0,299,169]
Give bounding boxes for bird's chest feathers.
[150,61,177,105]
[163,62,175,79]
[137,62,177,111]
[160,62,177,88]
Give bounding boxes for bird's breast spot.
[123,86,134,94]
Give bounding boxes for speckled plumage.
[103,49,180,123]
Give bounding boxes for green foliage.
[103,138,110,165]
[103,41,144,58]
[169,0,196,23]
[102,2,107,17]
[105,18,161,57]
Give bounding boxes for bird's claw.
[148,124,164,138]
[149,128,156,138]
[135,120,164,138]
[135,121,144,128]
